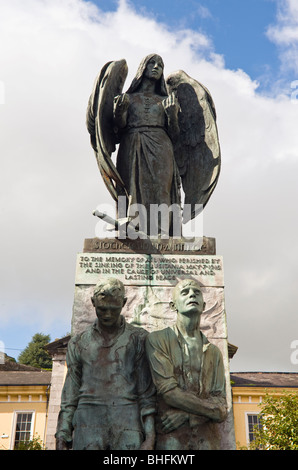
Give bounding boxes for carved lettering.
[76,253,223,286]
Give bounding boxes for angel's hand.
[114,93,129,112]
[113,94,129,128]
[162,93,179,119]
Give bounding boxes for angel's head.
[144,55,164,82]
[126,53,168,96]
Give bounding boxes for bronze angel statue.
[86,53,220,236]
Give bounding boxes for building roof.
[0,357,52,386]
[231,372,298,388]
[46,335,71,355]
[0,356,46,372]
[0,370,51,386]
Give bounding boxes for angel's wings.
[166,70,221,222]
[86,59,128,201]
[86,60,220,218]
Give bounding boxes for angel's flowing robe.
[115,92,180,236]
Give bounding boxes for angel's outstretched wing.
[166,70,221,221]
[86,59,128,200]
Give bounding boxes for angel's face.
[144,56,164,81]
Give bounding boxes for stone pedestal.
[70,237,236,450]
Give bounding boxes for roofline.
[231,371,298,375]
[232,385,298,389]
[0,384,51,387]
[230,371,298,388]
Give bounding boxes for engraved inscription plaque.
[75,253,224,287]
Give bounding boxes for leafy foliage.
[15,435,45,450]
[18,333,52,370]
[249,390,298,450]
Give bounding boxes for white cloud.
[196,4,212,20]
[266,0,298,73]
[0,0,297,370]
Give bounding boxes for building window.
[13,412,34,449]
[247,413,262,443]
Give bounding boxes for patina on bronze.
[55,278,156,450]
[146,279,227,450]
[86,54,221,235]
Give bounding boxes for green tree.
[250,390,298,450]
[15,434,45,450]
[18,333,52,370]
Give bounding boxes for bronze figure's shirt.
[56,317,156,444]
[146,325,226,450]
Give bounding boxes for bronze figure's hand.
[55,437,71,450]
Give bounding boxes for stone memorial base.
[69,236,236,450]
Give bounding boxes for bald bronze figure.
[146,279,227,450]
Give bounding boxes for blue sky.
[0,0,298,372]
[91,0,286,91]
